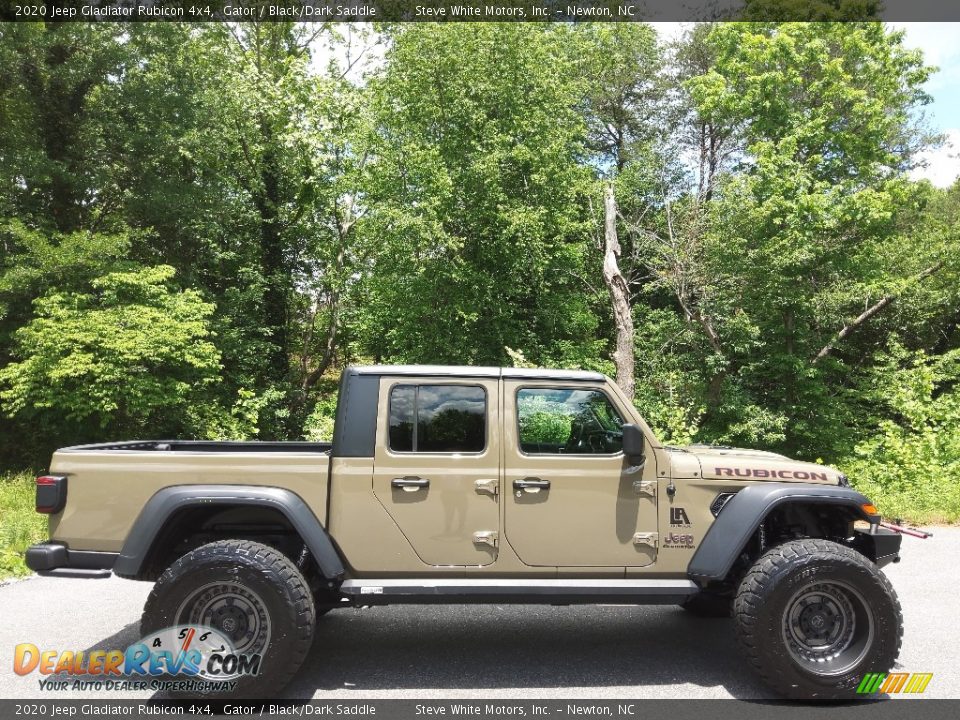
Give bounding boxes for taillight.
[35,475,67,514]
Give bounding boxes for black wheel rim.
[176,581,272,656]
[782,580,874,676]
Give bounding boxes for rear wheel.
[141,539,315,698]
[734,538,902,699]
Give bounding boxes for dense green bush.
[303,378,341,442]
[842,346,960,523]
[0,265,222,448]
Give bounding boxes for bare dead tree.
[813,261,945,364]
[602,184,636,400]
[618,181,728,405]
[299,189,366,393]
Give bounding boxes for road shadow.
[74,607,892,703]
[82,621,144,655]
[283,604,775,699]
[38,622,144,689]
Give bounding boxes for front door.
[372,377,501,566]
[503,381,659,567]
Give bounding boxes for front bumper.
[852,526,902,568]
[25,542,117,578]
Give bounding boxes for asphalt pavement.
[1,527,957,700]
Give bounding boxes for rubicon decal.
[714,467,830,481]
[14,625,261,692]
[857,672,933,694]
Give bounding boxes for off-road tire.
[141,539,316,698]
[734,538,902,699]
[680,591,732,618]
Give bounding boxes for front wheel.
[141,540,316,698]
[734,539,902,699]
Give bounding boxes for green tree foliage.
[357,24,598,367]
[633,23,952,457]
[845,344,960,522]
[0,24,127,234]
[742,0,882,21]
[0,265,220,444]
[110,24,327,423]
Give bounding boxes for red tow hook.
[879,520,933,539]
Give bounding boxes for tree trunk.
[783,309,795,356]
[601,184,635,400]
[255,126,289,382]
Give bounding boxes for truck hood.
[666,444,841,485]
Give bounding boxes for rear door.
[503,381,659,567]
[372,377,501,566]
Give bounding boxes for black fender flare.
[687,483,875,583]
[113,485,345,580]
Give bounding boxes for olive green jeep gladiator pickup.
[26,365,905,698]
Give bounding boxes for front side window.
[389,384,486,453]
[517,387,624,455]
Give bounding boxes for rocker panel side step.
[339,578,698,605]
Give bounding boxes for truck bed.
[62,439,332,453]
[49,440,333,554]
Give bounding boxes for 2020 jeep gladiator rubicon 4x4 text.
[26,365,906,698]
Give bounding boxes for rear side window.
[388,385,486,453]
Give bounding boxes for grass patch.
[0,470,45,578]
[850,478,960,526]
[842,438,960,526]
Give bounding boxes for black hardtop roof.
[346,364,607,382]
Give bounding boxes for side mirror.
[622,424,646,467]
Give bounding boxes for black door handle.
[392,476,430,489]
[514,477,551,490]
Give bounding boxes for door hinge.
[473,531,499,548]
[632,532,658,549]
[633,480,657,498]
[474,478,499,496]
